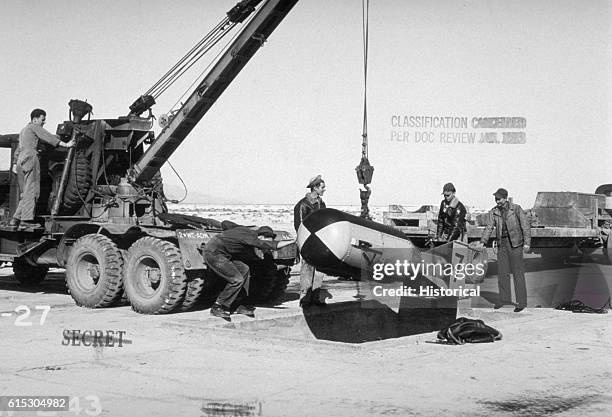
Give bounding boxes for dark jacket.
[480,202,531,248]
[203,226,278,260]
[293,193,325,231]
[436,197,466,241]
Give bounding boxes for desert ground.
[1,244,611,417]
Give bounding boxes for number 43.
[69,396,102,416]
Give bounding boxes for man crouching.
[203,225,294,318]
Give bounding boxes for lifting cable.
[169,21,248,114]
[144,17,238,100]
[355,0,374,220]
[166,160,188,204]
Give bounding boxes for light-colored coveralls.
[13,123,60,221]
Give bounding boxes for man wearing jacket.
[203,225,294,318]
[436,182,467,242]
[293,175,326,307]
[476,188,531,312]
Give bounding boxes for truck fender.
[56,223,143,267]
[57,223,183,267]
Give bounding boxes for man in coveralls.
[203,225,294,318]
[11,109,74,228]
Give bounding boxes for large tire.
[13,260,48,287]
[247,266,290,303]
[60,150,92,215]
[595,184,612,196]
[112,249,131,306]
[124,237,187,314]
[604,236,612,265]
[198,270,226,307]
[65,234,124,308]
[268,267,290,301]
[179,272,206,312]
[540,247,571,264]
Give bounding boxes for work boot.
[299,290,313,308]
[234,305,255,317]
[210,303,231,319]
[19,220,41,230]
[514,307,525,313]
[310,289,327,306]
[8,218,20,227]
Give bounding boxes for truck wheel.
[604,237,612,265]
[60,151,92,215]
[197,270,225,306]
[113,249,130,306]
[540,248,570,264]
[124,237,187,314]
[179,272,205,312]
[65,234,124,308]
[579,247,597,256]
[268,267,290,300]
[13,260,49,286]
[248,266,289,303]
[595,184,612,196]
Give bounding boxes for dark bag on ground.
[437,317,502,344]
[555,299,609,314]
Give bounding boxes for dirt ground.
[1,252,611,417]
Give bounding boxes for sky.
[0,0,610,209]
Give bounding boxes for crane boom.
[130,0,299,184]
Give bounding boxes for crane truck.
[0,0,300,314]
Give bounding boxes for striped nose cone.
[297,208,416,274]
[297,211,351,273]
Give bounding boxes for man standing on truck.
[203,225,294,319]
[294,175,327,307]
[11,109,74,228]
[436,182,467,242]
[473,188,531,312]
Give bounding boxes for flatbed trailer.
[384,186,612,263]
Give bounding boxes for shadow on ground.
[471,253,611,309]
[302,296,457,343]
[0,269,68,295]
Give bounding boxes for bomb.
[297,208,418,278]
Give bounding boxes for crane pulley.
[129,0,300,184]
[128,1,265,118]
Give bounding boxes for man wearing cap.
[436,182,467,242]
[203,225,294,318]
[294,175,327,307]
[475,188,531,312]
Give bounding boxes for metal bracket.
[252,33,267,46]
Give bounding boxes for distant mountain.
[162,183,246,205]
